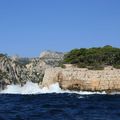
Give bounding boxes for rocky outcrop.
[26,51,64,83]
[42,66,120,92]
[40,50,64,60]
[0,55,29,89]
[1,50,120,93]
[0,51,64,90]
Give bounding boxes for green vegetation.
[60,64,66,68]
[63,45,120,69]
[18,58,31,66]
[0,54,5,57]
[58,61,66,68]
[0,53,7,59]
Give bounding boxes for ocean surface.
[0,94,120,120]
[0,82,120,120]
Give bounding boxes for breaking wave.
[0,81,106,95]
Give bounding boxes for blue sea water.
[0,94,120,120]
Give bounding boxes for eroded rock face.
[0,51,64,90]
[0,55,29,89]
[2,50,120,93]
[26,51,64,83]
[42,67,120,92]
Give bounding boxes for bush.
[61,64,66,68]
[77,63,86,68]
[87,65,104,70]
[113,64,120,69]
[63,45,120,69]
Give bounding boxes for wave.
[0,81,106,95]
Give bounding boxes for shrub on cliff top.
[64,45,120,69]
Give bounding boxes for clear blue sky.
[0,0,120,57]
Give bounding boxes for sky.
[0,0,120,57]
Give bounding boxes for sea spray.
[0,82,62,94]
[0,81,106,95]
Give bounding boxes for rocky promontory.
[1,46,120,93]
[0,51,64,89]
[42,66,120,93]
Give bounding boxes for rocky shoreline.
[0,51,64,89]
[42,66,120,93]
[0,51,120,93]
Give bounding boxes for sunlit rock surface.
[0,51,64,89]
[42,66,120,92]
[1,51,120,93]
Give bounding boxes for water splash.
[0,81,106,95]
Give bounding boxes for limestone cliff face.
[26,51,64,83]
[42,66,120,92]
[40,50,64,60]
[0,51,64,90]
[0,55,29,89]
[2,51,120,93]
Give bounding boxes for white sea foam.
[0,81,106,95]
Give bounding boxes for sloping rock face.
[42,66,120,92]
[26,51,64,83]
[0,54,29,89]
[0,51,64,90]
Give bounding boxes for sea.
[0,82,120,120]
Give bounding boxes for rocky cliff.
[0,54,29,89]
[0,51,64,90]
[42,66,120,93]
[1,51,120,93]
